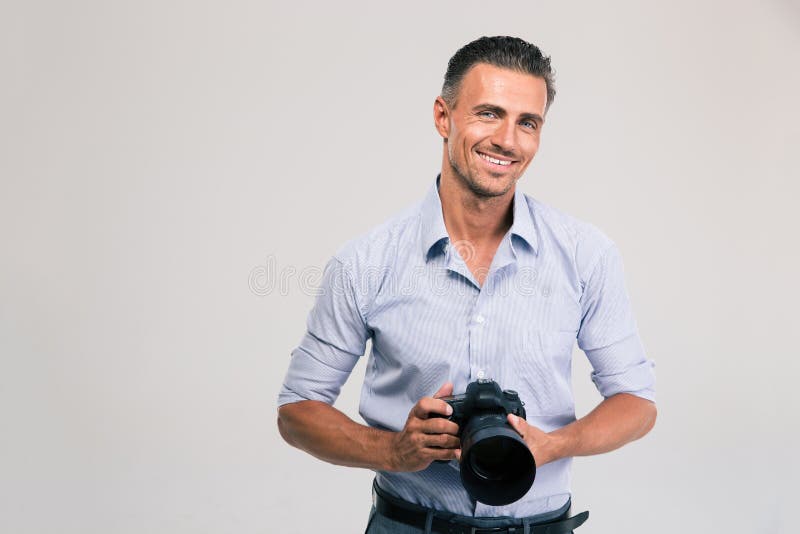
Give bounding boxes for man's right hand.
[387,382,461,472]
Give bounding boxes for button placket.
[468,302,483,382]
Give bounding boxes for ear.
[433,96,450,140]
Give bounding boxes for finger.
[413,396,453,419]
[507,413,526,437]
[433,382,454,399]
[454,448,462,462]
[421,418,460,436]
[426,447,459,462]
[426,433,460,449]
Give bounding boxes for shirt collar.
[419,175,539,260]
[509,182,539,254]
[420,177,450,259]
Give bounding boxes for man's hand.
[388,382,461,472]
[506,414,562,467]
[502,393,657,468]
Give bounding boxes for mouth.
[476,150,516,168]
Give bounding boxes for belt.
[373,481,589,534]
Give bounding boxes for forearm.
[277,400,395,471]
[547,393,657,462]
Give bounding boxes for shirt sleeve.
[577,243,656,402]
[277,256,370,406]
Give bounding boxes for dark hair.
[442,36,556,112]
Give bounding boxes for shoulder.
[326,199,423,316]
[333,200,422,270]
[523,194,616,284]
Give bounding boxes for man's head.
[434,36,555,199]
[441,36,556,114]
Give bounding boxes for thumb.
[507,413,525,434]
[433,381,454,399]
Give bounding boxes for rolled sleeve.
[277,257,370,406]
[577,244,656,402]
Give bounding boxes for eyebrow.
[473,104,544,125]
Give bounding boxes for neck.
[438,169,514,247]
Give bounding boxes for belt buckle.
[470,527,510,534]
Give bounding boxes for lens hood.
[459,416,536,506]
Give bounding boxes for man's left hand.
[506,413,562,467]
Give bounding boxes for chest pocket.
[510,330,576,417]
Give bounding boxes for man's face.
[435,63,548,198]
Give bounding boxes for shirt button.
[475,315,485,324]
[477,369,486,379]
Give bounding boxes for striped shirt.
[278,176,655,517]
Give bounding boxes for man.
[277,36,656,533]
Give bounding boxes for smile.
[477,151,514,166]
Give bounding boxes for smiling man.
[277,36,656,533]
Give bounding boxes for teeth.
[478,152,511,166]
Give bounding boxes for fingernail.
[510,414,518,423]
[446,405,453,416]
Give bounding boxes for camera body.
[435,379,536,506]
[440,379,526,426]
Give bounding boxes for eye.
[478,111,497,119]
[520,120,537,130]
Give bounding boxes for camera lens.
[459,415,536,506]
[468,436,527,481]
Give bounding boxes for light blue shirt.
[279,176,655,518]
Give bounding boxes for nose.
[489,118,517,155]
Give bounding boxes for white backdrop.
[2,1,798,533]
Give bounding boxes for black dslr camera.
[437,379,536,506]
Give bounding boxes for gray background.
[2,1,798,533]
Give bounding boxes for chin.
[467,179,515,198]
